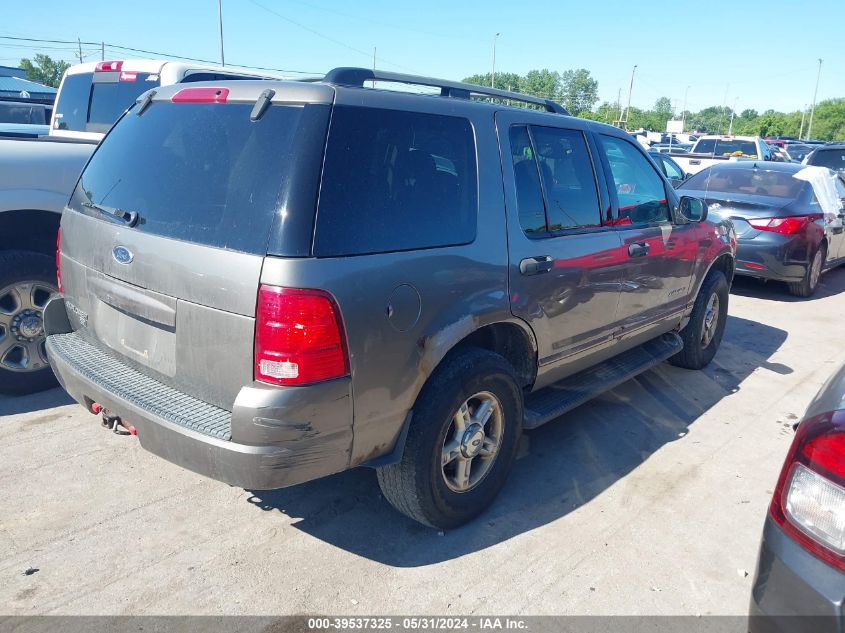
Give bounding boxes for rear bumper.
[45,300,353,490]
[734,236,810,282]
[748,517,845,633]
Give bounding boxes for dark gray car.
[749,362,845,633]
[679,161,845,297]
[43,68,735,528]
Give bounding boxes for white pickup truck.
[0,59,276,394]
[668,135,779,175]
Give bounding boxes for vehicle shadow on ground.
[0,386,73,417]
[246,315,789,567]
[730,265,845,302]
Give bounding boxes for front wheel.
[376,348,523,529]
[669,269,729,370]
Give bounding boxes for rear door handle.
[520,256,554,276]
[628,242,650,258]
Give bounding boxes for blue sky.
[3,0,842,113]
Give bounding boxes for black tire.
[669,269,729,370]
[0,250,59,396]
[788,245,824,298]
[376,348,523,529]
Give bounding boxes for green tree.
[559,68,598,115]
[19,54,70,88]
[462,71,523,93]
[519,69,562,100]
[808,99,845,141]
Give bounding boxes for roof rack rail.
[322,67,569,115]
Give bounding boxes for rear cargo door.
[60,96,331,409]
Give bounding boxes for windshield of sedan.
[682,167,807,199]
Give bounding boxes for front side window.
[660,155,684,180]
[314,106,477,256]
[600,135,671,225]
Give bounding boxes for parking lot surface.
[2,269,845,616]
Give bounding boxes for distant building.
[0,66,58,105]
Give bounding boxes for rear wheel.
[788,246,824,298]
[669,269,729,370]
[376,348,522,529]
[0,251,59,395]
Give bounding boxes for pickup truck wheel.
[788,246,824,298]
[0,251,59,396]
[376,348,523,529]
[668,269,728,370]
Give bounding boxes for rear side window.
[53,73,92,131]
[314,106,477,257]
[87,72,160,132]
[509,125,602,235]
[70,102,329,255]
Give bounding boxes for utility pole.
[681,85,690,132]
[615,87,622,127]
[77,38,83,64]
[101,42,105,61]
[622,64,637,130]
[218,0,225,66]
[491,33,500,88]
[807,58,822,141]
[372,47,376,88]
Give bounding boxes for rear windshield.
[682,167,807,199]
[0,102,46,124]
[694,138,758,157]
[69,101,328,255]
[53,71,160,133]
[809,149,845,173]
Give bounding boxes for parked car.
[671,135,777,175]
[649,149,688,187]
[805,143,845,175]
[0,59,278,395]
[749,361,845,632]
[678,162,845,296]
[783,143,815,163]
[43,68,735,528]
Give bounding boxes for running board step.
[523,333,683,430]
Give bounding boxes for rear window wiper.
[82,201,139,227]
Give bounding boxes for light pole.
[681,85,690,132]
[728,97,738,135]
[807,58,822,140]
[491,33,500,88]
[799,104,808,140]
[218,0,225,66]
[623,64,637,130]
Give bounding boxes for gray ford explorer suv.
[44,68,736,528]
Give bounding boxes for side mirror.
[670,178,684,189]
[679,196,708,223]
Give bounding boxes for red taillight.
[171,87,229,104]
[748,214,822,235]
[95,61,123,72]
[56,228,62,294]
[254,285,349,386]
[770,410,845,571]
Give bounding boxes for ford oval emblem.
[112,246,134,265]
